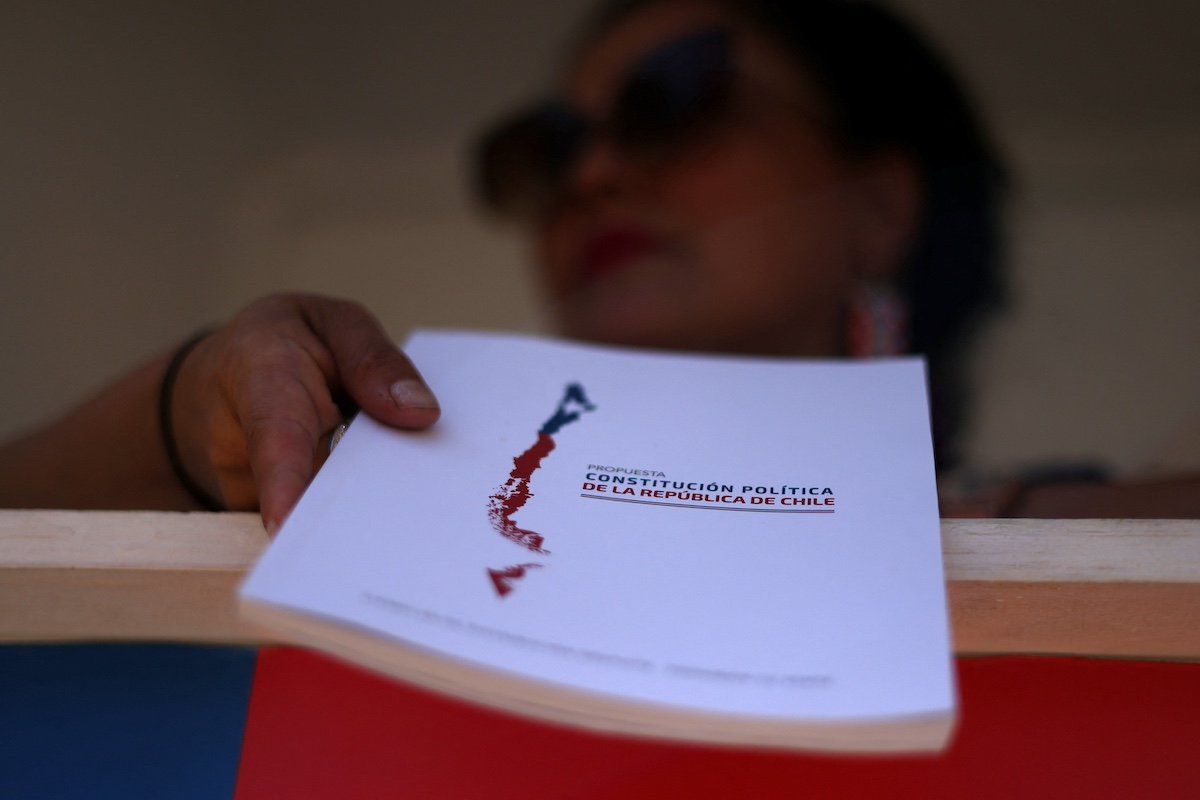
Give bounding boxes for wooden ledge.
[2,511,1198,659]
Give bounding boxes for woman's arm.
[1014,474,1200,519]
[0,294,440,529]
[0,351,196,511]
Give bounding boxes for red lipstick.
[577,224,667,285]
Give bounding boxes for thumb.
[302,297,440,430]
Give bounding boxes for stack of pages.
[240,330,955,752]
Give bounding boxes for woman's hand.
[170,294,439,531]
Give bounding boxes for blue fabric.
[0,644,256,799]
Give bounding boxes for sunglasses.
[475,28,740,219]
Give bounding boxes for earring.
[847,284,908,357]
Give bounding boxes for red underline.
[579,493,835,513]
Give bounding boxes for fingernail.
[265,520,279,537]
[390,378,439,410]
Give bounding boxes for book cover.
[240,330,954,751]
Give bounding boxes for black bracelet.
[159,330,223,511]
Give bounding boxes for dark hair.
[580,0,1008,469]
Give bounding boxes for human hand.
[169,294,439,531]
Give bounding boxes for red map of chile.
[487,383,594,598]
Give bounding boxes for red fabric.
[236,648,1200,799]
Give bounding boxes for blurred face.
[531,1,884,355]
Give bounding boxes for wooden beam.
[1,511,1197,658]
[1,510,269,645]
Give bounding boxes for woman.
[1,0,1196,524]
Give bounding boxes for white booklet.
[240,330,955,752]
